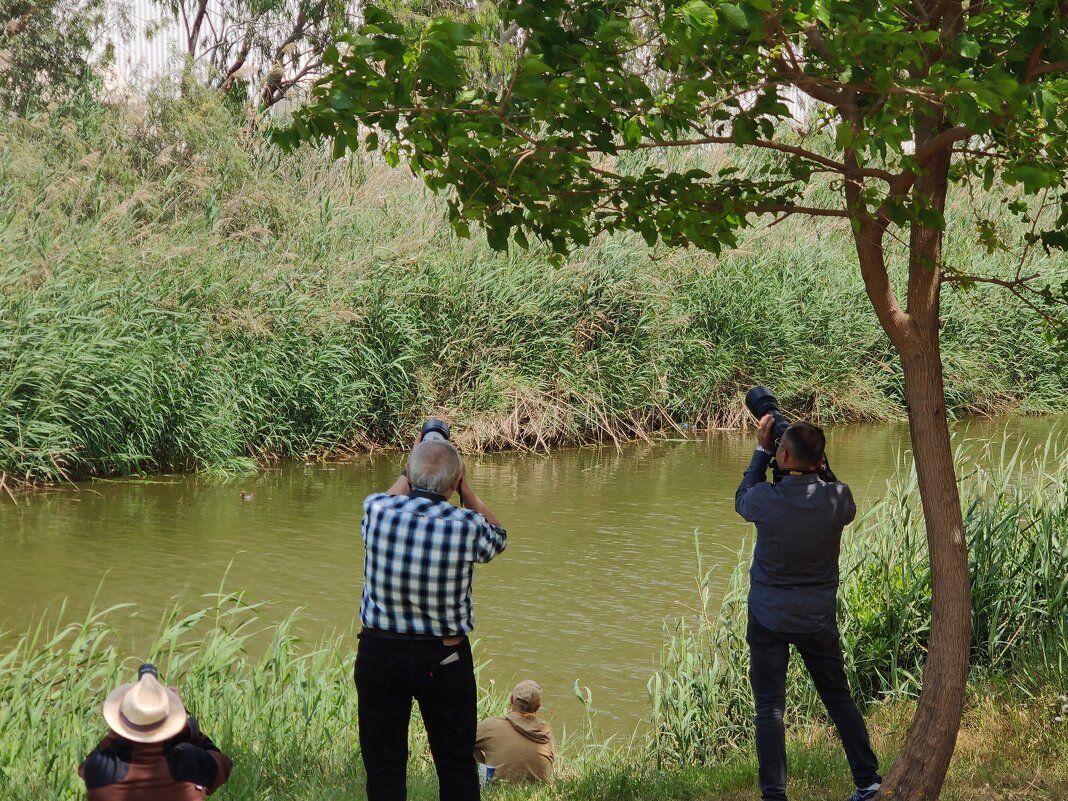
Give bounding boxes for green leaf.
[640,221,658,246]
[439,21,472,45]
[719,3,748,29]
[835,121,854,149]
[1040,231,1068,253]
[958,34,980,59]
[622,117,643,148]
[732,116,758,144]
[679,0,715,24]
[813,0,832,26]
[332,134,347,159]
[519,56,552,75]
[1008,165,1052,193]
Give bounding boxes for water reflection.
[0,415,1063,734]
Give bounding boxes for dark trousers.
[354,632,479,801]
[747,615,880,801]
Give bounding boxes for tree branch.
[843,146,909,345]
[1026,60,1068,81]
[187,0,210,57]
[218,12,261,92]
[943,272,1065,327]
[914,125,971,167]
[772,56,855,110]
[942,273,1041,289]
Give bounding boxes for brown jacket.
[474,711,556,783]
[79,721,232,801]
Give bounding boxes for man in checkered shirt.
[355,436,506,801]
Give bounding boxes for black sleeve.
[166,741,220,788]
[81,741,133,790]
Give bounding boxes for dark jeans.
[354,632,479,801]
[747,615,880,801]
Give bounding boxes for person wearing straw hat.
[473,680,556,783]
[79,663,232,801]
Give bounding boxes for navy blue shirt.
[735,450,856,633]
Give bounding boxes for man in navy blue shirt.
[736,415,881,801]
[356,435,506,801]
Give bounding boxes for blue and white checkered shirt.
[360,492,507,636]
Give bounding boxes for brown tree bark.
[879,333,972,801]
[851,132,972,799]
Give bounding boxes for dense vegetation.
[2,446,1066,800]
[1,89,1065,486]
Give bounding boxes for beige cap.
[511,680,543,709]
[102,671,187,743]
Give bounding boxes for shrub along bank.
[1,89,1066,484]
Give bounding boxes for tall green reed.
[648,438,1068,767]
[1,89,1065,486]
[0,593,356,800]
[0,589,625,801]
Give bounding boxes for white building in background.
[100,0,364,105]
[104,0,201,92]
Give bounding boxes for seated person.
[474,680,556,783]
[79,663,232,800]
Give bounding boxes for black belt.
[360,627,465,644]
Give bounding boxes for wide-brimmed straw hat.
[102,668,187,743]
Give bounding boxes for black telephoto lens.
[744,386,790,444]
[420,418,451,442]
[138,663,159,679]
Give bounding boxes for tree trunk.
[874,130,972,799]
[879,335,972,800]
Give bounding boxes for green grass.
[1,88,1066,487]
[2,445,1067,799]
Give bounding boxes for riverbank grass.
[2,614,1066,801]
[2,88,1066,486]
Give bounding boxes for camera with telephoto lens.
[420,418,450,442]
[744,386,837,482]
[744,387,789,447]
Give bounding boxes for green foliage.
[0,0,106,114]
[278,1,1068,254]
[277,0,1068,344]
[0,597,1065,801]
[1,92,1065,484]
[648,440,1068,766]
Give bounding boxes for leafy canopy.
[275,1,1067,305]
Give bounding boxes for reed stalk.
[2,89,1065,487]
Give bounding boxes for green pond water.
[2,415,1065,736]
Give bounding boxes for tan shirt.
[474,711,556,783]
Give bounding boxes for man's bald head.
[408,440,463,496]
